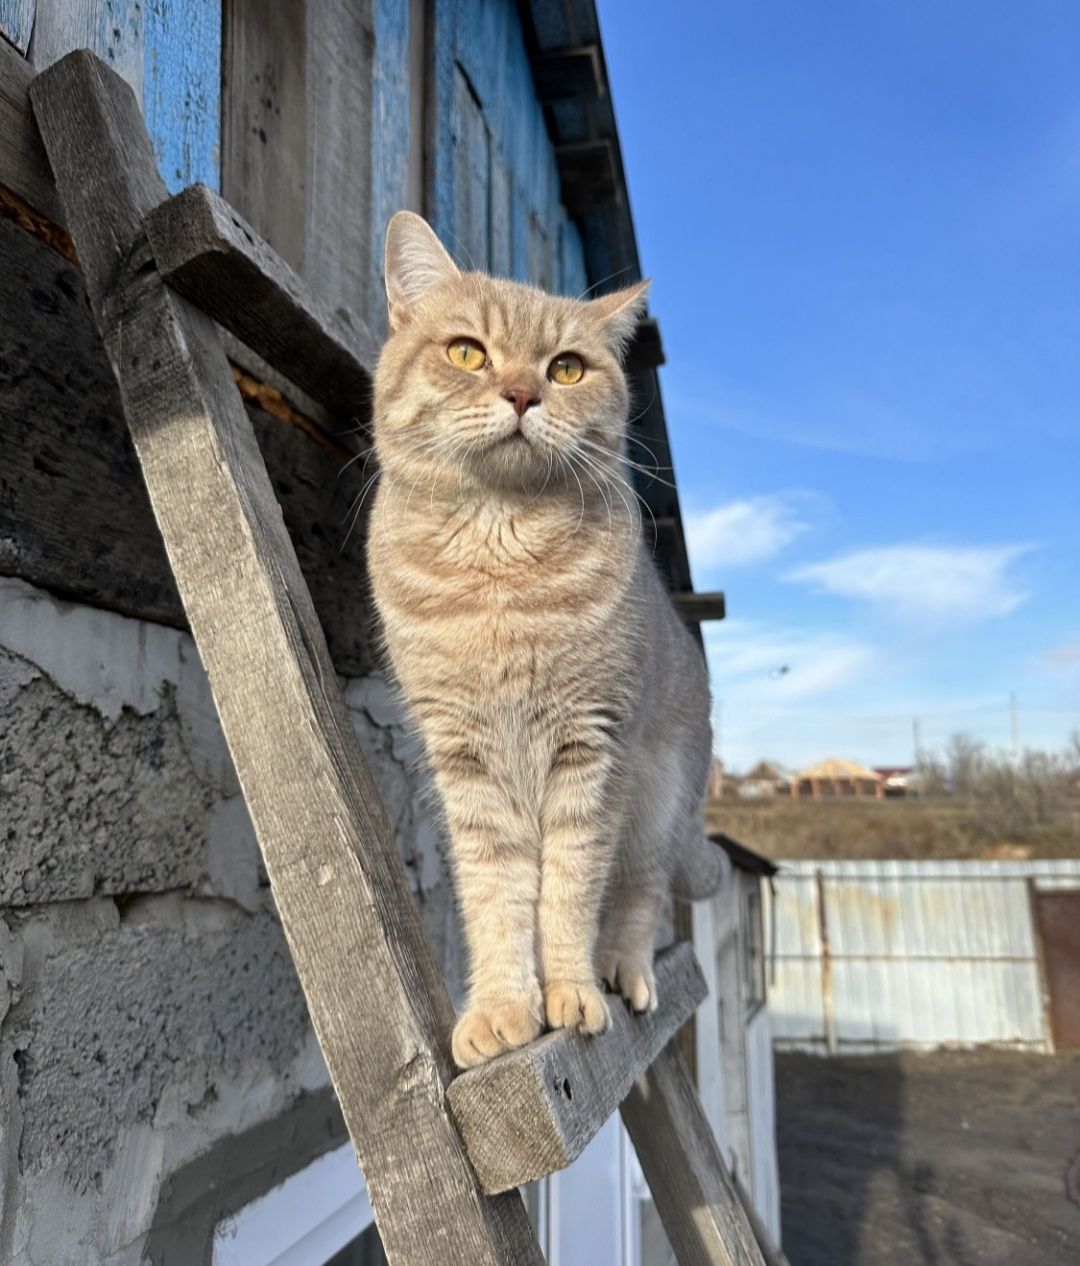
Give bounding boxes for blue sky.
[598,1,1080,771]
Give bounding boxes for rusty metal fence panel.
[766,860,1080,1052]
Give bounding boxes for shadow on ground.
[776,1049,1080,1266]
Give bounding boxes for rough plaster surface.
[0,579,462,1263]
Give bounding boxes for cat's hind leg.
[598,883,663,1013]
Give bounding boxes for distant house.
[873,766,914,797]
[790,758,884,799]
[736,760,790,800]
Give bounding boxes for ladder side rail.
[620,1044,768,1266]
[29,50,541,1266]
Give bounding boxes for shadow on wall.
[773,1032,1080,1266]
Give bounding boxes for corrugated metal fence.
[767,860,1080,1052]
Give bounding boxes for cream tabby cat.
[369,212,725,1069]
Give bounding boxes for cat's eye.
[447,338,487,372]
[548,353,585,385]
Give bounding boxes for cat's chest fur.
[371,491,640,704]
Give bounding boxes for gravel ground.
[775,1050,1080,1266]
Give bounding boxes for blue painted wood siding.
[143,0,221,192]
[4,0,219,192]
[427,0,587,296]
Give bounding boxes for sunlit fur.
[368,212,727,1069]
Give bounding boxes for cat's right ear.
[384,211,461,330]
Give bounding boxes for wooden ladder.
[28,50,772,1266]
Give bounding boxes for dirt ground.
[707,797,1080,862]
[775,1050,1080,1266]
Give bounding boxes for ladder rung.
[144,182,378,422]
[448,941,705,1194]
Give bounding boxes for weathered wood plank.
[304,0,373,317]
[0,34,62,220]
[0,217,377,675]
[221,0,307,273]
[221,0,375,321]
[370,0,414,338]
[0,0,35,54]
[145,182,377,422]
[620,1044,768,1266]
[447,942,706,1195]
[27,0,144,94]
[31,49,542,1266]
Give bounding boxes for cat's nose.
[503,387,541,418]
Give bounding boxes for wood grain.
[447,942,707,1195]
[221,0,376,324]
[145,182,377,422]
[621,1044,768,1266]
[0,35,63,220]
[30,53,542,1262]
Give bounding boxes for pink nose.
[503,387,541,418]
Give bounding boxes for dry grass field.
[707,795,1080,862]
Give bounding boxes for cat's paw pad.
[601,954,658,1014]
[543,980,611,1035]
[452,999,541,1069]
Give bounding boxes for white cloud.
[684,493,809,572]
[704,620,878,703]
[784,543,1029,623]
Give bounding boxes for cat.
[368,211,726,1069]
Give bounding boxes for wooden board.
[448,941,707,1194]
[0,34,63,220]
[0,217,378,676]
[221,0,375,322]
[145,182,378,421]
[26,0,220,192]
[30,49,542,1266]
[621,1044,768,1266]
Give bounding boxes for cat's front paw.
[452,998,542,1069]
[601,953,658,1014]
[543,980,611,1036]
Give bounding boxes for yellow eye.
[548,353,585,385]
[447,338,487,371]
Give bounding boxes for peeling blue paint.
[143,0,220,193]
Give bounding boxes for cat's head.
[373,211,648,496]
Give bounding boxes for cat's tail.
[672,831,731,900]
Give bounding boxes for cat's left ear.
[384,211,461,330]
[588,279,651,358]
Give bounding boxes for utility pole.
[1010,692,1020,763]
[912,717,922,765]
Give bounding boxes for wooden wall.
[427,0,588,296]
[1,0,220,191]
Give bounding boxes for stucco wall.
[0,578,458,1264]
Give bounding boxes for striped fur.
[369,213,722,1068]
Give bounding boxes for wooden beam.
[448,942,706,1194]
[0,35,63,221]
[672,591,727,624]
[145,182,377,422]
[30,50,541,1266]
[625,315,665,372]
[555,138,617,217]
[621,1044,768,1266]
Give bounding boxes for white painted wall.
[768,859,1080,1052]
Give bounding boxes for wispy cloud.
[1041,641,1080,669]
[784,543,1029,624]
[684,493,809,572]
[704,619,878,703]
